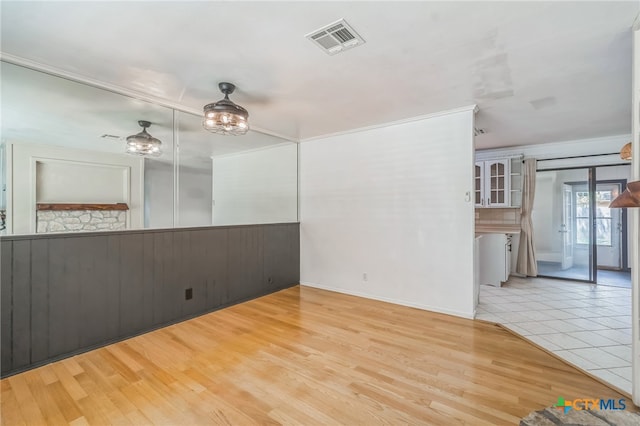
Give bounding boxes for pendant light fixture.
[203,82,249,135]
[126,120,162,157]
[620,142,632,160]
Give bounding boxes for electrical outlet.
[363,273,368,281]
[185,288,193,300]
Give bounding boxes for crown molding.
[300,104,478,143]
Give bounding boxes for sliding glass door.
[533,164,630,284]
[533,168,593,282]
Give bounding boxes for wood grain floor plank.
[67,416,90,426]
[59,358,84,377]
[1,380,27,426]
[49,363,88,402]
[1,285,634,425]
[6,374,48,425]
[22,373,68,425]
[36,365,59,386]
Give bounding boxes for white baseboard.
[537,252,562,263]
[300,281,475,320]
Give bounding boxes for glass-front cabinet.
[475,159,511,208]
[474,162,485,206]
[487,159,509,207]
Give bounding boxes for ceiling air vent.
[306,19,365,55]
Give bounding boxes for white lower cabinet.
[478,233,510,287]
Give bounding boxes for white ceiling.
[1,1,637,149]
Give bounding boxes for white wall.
[36,161,127,203]
[299,107,476,318]
[8,143,143,234]
[533,173,556,255]
[212,143,298,226]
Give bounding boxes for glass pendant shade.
[203,82,249,135]
[620,142,632,160]
[126,120,162,157]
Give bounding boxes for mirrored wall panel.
[175,111,297,228]
[0,61,298,235]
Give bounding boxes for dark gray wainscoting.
[0,223,300,377]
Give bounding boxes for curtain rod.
[535,152,619,162]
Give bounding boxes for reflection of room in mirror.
[1,61,299,235]
[9,144,142,235]
[0,61,174,156]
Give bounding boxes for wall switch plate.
[185,288,193,300]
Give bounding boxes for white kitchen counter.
[475,224,520,234]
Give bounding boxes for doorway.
[532,165,630,285]
[593,182,624,270]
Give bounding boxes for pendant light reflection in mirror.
[125,120,162,157]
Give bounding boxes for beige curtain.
[516,158,538,276]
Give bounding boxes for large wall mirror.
[0,61,298,235]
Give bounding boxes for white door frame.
[630,13,639,407]
[561,184,574,270]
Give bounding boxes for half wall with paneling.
[0,222,299,377]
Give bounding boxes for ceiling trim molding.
[0,52,299,143]
[300,104,478,143]
[210,141,294,160]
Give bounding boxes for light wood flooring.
[1,285,633,425]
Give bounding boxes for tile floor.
[475,276,632,394]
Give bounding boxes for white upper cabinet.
[509,158,523,208]
[474,162,485,206]
[475,158,521,208]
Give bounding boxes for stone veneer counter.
[36,209,126,233]
[35,203,129,233]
